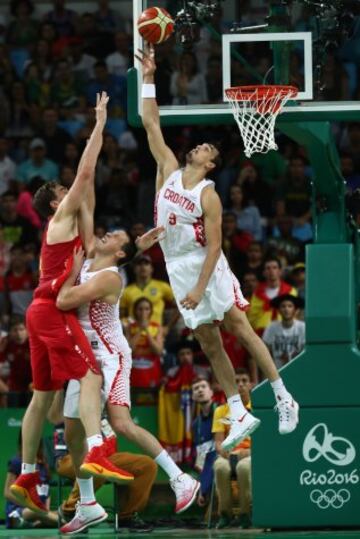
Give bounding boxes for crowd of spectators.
[1,0,360,530]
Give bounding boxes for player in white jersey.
[137,44,299,450]
[56,229,200,535]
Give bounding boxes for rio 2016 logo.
[300,423,357,510]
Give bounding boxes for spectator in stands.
[44,0,78,37]
[212,368,253,529]
[236,161,273,218]
[50,59,84,109]
[341,153,360,193]
[248,256,297,334]
[205,55,223,103]
[36,107,72,162]
[227,184,262,241]
[263,294,305,369]
[241,241,264,281]
[222,211,253,277]
[241,271,259,301]
[170,51,208,105]
[4,433,57,528]
[24,62,50,108]
[0,137,16,195]
[128,222,167,281]
[267,215,304,265]
[63,141,79,169]
[24,39,53,85]
[4,245,35,317]
[7,0,38,48]
[87,60,127,114]
[278,156,312,230]
[191,377,217,508]
[290,262,305,300]
[6,80,33,138]
[17,138,58,184]
[106,31,130,77]
[0,191,38,246]
[126,297,164,389]
[68,40,96,84]
[1,319,31,406]
[121,254,178,330]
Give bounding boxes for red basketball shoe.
[80,444,134,484]
[10,472,48,514]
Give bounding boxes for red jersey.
[35,226,81,299]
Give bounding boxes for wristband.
[142,83,156,98]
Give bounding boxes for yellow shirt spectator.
[121,278,174,325]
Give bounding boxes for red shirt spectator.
[2,321,31,392]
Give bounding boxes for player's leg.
[10,317,57,514]
[194,323,260,450]
[107,403,199,513]
[60,414,108,534]
[223,306,299,434]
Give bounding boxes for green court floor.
[0,527,359,539]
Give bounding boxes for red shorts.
[26,298,100,391]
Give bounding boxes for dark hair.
[10,0,34,16]
[33,181,59,218]
[119,239,137,266]
[133,296,153,315]
[210,142,222,169]
[191,376,211,387]
[264,256,282,269]
[235,367,250,378]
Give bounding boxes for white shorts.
[63,351,132,419]
[166,251,249,330]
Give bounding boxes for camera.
[174,0,225,47]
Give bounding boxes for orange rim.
[225,85,298,102]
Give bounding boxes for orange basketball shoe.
[10,472,48,514]
[80,444,134,484]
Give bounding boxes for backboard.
[129,0,360,126]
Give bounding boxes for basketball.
[137,7,174,44]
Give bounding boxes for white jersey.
[155,169,214,263]
[262,319,306,369]
[77,259,131,358]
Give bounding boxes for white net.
[225,85,297,158]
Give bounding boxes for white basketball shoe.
[59,501,107,535]
[170,473,200,514]
[221,412,261,451]
[275,397,300,434]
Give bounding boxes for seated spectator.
[24,62,50,108]
[17,138,59,184]
[222,211,253,277]
[241,271,259,301]
[36,107,72,162]
[121,254,178,330]
[106,31,130,77]
[24,39,53,84]
[0,137,16,195]
[191,377,217,508]
[16,177,43,229]
[126,297,164,389]
[6,80,33,138]
[228,184,262,241]
[248,256,297,334]
[94,0,127,34]
[128,222,167,282]
[46,391,156,533]
[240,241,264,281]
[263,294,305,369]
[43,0,78,38]
[289,262,305,300]
[7,0,38,48]
[236,161,273,218]
[1,319,32,406]
[0,191,38,246]
[170,51,208,105]
[87,60,127,115]
[341,153,360,193]
[267,215,304,264]
[4,244,35,317]
[4,433,57,529]
[212,368,253,529]
[68,40,96,84]
[50,59,85,109]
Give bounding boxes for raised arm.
[136,44,178,188]
[54,92,109,220]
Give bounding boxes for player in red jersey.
[10,93,133,517]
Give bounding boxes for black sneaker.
[117,513,153,533]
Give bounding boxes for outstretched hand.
[135,225,165,251]
[95,91,109,126]
[71,246,85,277]
[135,43,156,77]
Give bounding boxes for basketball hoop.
[225,85,298,158]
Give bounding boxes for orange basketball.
[137,7,174,44]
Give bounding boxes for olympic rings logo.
[309,489,351,509]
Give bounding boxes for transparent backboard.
[129,0,360,126]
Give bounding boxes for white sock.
[21,463,36,474]
[77,477,96,504]
[155,450,182,480]
[271,378,291,402]
[87,434,103,451]
[227,394,247,419]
